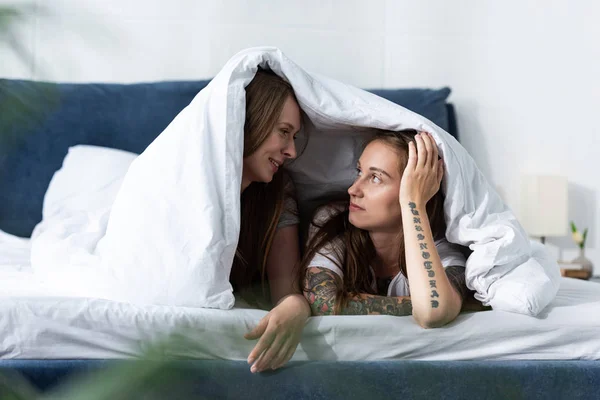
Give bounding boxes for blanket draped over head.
[30,47,559,316]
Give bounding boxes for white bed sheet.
[1,232,600,361]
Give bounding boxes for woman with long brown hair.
[234,68,311,373]
[300,129,474,328]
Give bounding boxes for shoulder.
[280,170,297,194]
[311,201,347,226]
[277,171,299,229]
[307,202,347,259]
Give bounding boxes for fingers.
[429,133,439,168]
[246,327,274,366]
[250,335,298,372]
[244,315,269,341]
[268,341,293,371]
[249,339,272,373]
[252,335,286,372]
[415,132,441,170]
[270,333,301,370]
[250,352,266,373]
[248,337,272,370]
[415,132,428,168]
[406,141,417,171]
[274,343,298,370]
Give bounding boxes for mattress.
[2,230,600,361]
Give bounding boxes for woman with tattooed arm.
[299,130,478,328]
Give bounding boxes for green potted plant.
[570,221,593,277]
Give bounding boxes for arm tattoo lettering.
[417,234,425,240]
[431,300,439,308]
[429,280,437,288]
[424,261,432,269]
[422,251,430,259]
[427,270,435,278]
[419,243,428,250]
[415,226,423,232]
[408,202,416,209]
[411,209,419,215]
[431,290,440,298]
[413,217,421,224]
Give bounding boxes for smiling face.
[242,95,301,187]
[347,140,406,233]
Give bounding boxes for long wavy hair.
[298,129,447,314]
[230,68,300,306]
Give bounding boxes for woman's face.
[348,140,403,232]
[243,95,301,184]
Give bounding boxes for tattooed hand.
[399,131,444,205]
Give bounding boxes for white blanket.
[29,46,559,315]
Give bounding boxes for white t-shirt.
[306,205,467,297]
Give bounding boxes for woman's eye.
[371,175,382,184]
[355,168,362,176]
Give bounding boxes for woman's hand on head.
[399,131,444,205]
[244,293,310,373]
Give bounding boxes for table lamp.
[520,175,568,244]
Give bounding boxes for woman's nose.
[348,179,362,197]
[284,139,297,159]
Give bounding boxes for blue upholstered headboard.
[0,79,457,237]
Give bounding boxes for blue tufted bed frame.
[1,78,599,399]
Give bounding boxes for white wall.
[2,0,599,273]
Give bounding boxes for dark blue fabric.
[0,79,453,238]
[367,87,452,133]
[446,103,459,139]
[0,79,210,238]
[1,360,599,399]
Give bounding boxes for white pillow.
[30,145,138,297]
[42,145,138,220]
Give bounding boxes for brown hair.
[298,129,446,314]
[230,68,299,306]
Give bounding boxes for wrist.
[276,293,311,318]
[400,198,426,209]
[400,200,430,228]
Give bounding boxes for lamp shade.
[520,175,568,237]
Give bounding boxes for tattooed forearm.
[304,267,413,316]
[341,295,413,316]
[408,201,439,308]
